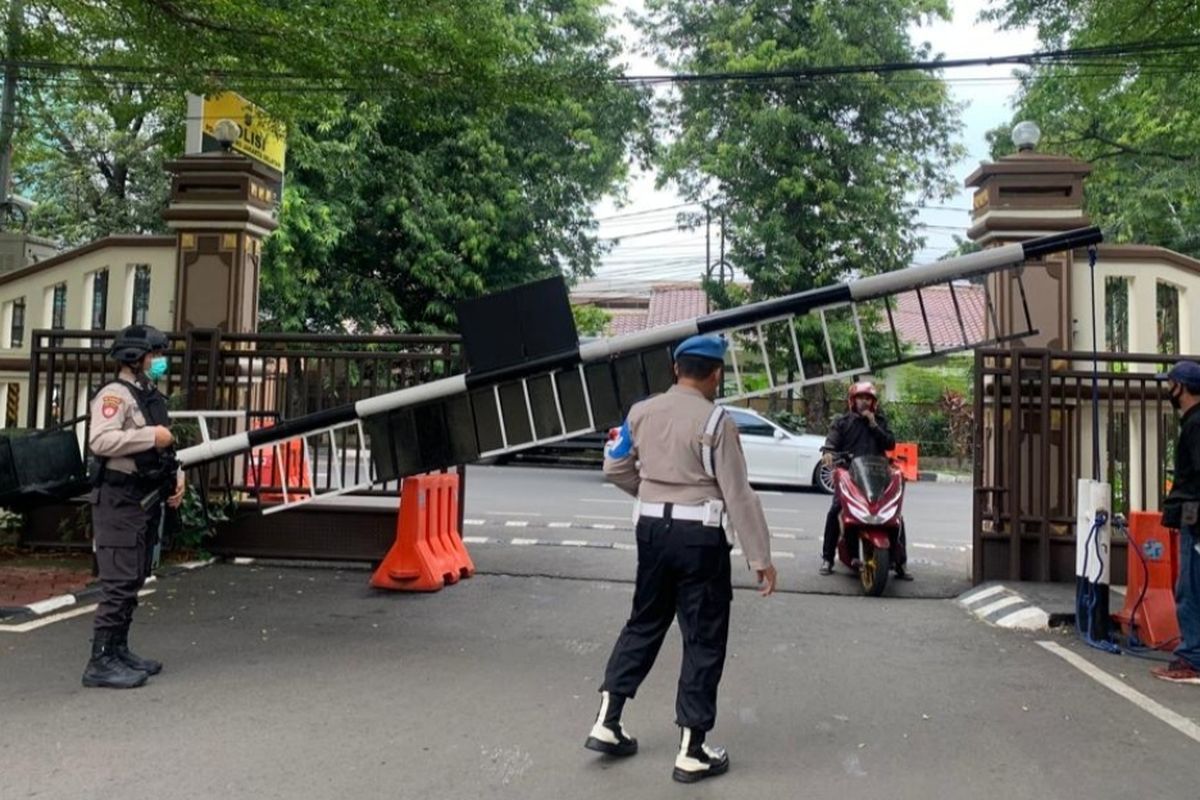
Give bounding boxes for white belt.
[635,499,726,527]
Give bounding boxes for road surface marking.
[959,585,1007,605]
[1038,641,1200,745]
[974,595,1025,618]
[995,607,1049,629]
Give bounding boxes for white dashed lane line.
[459,535,796,559]
[463,517,968,554]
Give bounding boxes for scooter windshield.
[850,456,893,503]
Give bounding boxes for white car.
[722,406,832,492]
[604,406,832,493]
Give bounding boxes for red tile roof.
[590,284,708,336]
[607,311,650,336]
[885,284,986,351]
[580,280,987,353]
[646,286,707,328]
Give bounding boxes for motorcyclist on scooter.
[818,381,911,580]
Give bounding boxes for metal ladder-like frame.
[170,411,378,516]
[477,363,600,459]
[718,271,1031,404]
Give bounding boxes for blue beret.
[673,334,727,362]
[1158,360,1200,390]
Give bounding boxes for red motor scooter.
[831,453,907,597]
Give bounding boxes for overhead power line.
[3,36,1199,93]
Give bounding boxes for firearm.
[139,453,181,511]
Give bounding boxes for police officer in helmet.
[82,324,185,689]
[586,334,776,783]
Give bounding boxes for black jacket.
[822,410,896,459]
[1164,404,1200,528]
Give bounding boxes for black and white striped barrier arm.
[176,226,1101,470]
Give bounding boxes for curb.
[958,583,1052,630]
[917,472,973,484]
[0,559,215,626]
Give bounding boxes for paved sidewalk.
[0,563,93,612]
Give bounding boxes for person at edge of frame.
[1153,360,1200,685]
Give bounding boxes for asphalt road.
[2,563,1198,800]
[4,463,1198,799]
[455,465,973,598]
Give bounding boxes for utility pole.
[0,0,23,228]
[704,204,711,313]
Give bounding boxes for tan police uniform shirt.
[604,385,773,570]
[88,373,159,474]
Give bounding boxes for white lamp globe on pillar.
[1011,121,1041,152]
[213,118,242,153]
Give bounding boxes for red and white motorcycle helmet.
[847,381,878,412]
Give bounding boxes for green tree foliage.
[572,303,612,336]
[637,0,964,298]
[3,1,649,333]
[262,2,649,332]
[8,0,516,241]
[983,0,1200,257]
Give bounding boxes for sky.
[587,0,1040,291]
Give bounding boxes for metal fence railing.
[973,347,1184,583]
[28,327,464,500]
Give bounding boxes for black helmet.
[109,324,168,364]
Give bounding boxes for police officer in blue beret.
[586,333,777,783]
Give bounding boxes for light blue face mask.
[146,355,168,381]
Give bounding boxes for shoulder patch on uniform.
[100,395,123,419]
[606,420,634,460]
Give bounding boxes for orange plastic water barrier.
[887,442,919,482]
[370,473,475,592]
[245,421,311,502]
[1113,511,1180,651]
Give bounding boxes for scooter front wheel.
[860,543,890,597]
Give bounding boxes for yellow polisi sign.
[200,92,286,173]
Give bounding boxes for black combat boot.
[113,624,162,675]
[584,691,638,756]
[82,629,149,689]
[672,727,729,783]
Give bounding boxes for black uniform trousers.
[601,513,732,732]
[92,482,161,632]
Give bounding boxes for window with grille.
[10,298,24,348]
[91,269,109,330]
[132,265,151,325]
[51,284,67,329]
